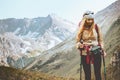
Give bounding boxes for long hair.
[76,18,95,43]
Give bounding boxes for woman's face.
[85,18,94,26]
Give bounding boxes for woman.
[76,11,106,80]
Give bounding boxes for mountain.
[0,32,47,67]
[0,14,76,49]
[37,14,76,49]
[94,0,120,35]
[21,0,120,79]
[0,14,77,66]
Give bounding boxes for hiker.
[76,11,106,80]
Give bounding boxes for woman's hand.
[101,49,107,57]
[76,42,84,49]
[103,51,107,57]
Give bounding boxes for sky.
[0,0,117,24]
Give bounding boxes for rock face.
[0,33,25,66]
[22,0,120,79]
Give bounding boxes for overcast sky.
[0,0,117,24]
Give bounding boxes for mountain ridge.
[0,14,77,67]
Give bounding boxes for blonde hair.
[76,18,95,43]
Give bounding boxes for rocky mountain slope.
[94,0,120,35]
[105,16,120,80]
[0,14,77,50]
[0,14,77,66]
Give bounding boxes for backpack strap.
[95,24,101,46]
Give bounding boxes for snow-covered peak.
[48,13,60,19]
[48,14,77,32]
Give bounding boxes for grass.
[0,66,77,80]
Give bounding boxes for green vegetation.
[0,66,76,80]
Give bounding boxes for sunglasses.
[83,12,94,17]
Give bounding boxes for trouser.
[81,53,102,80]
